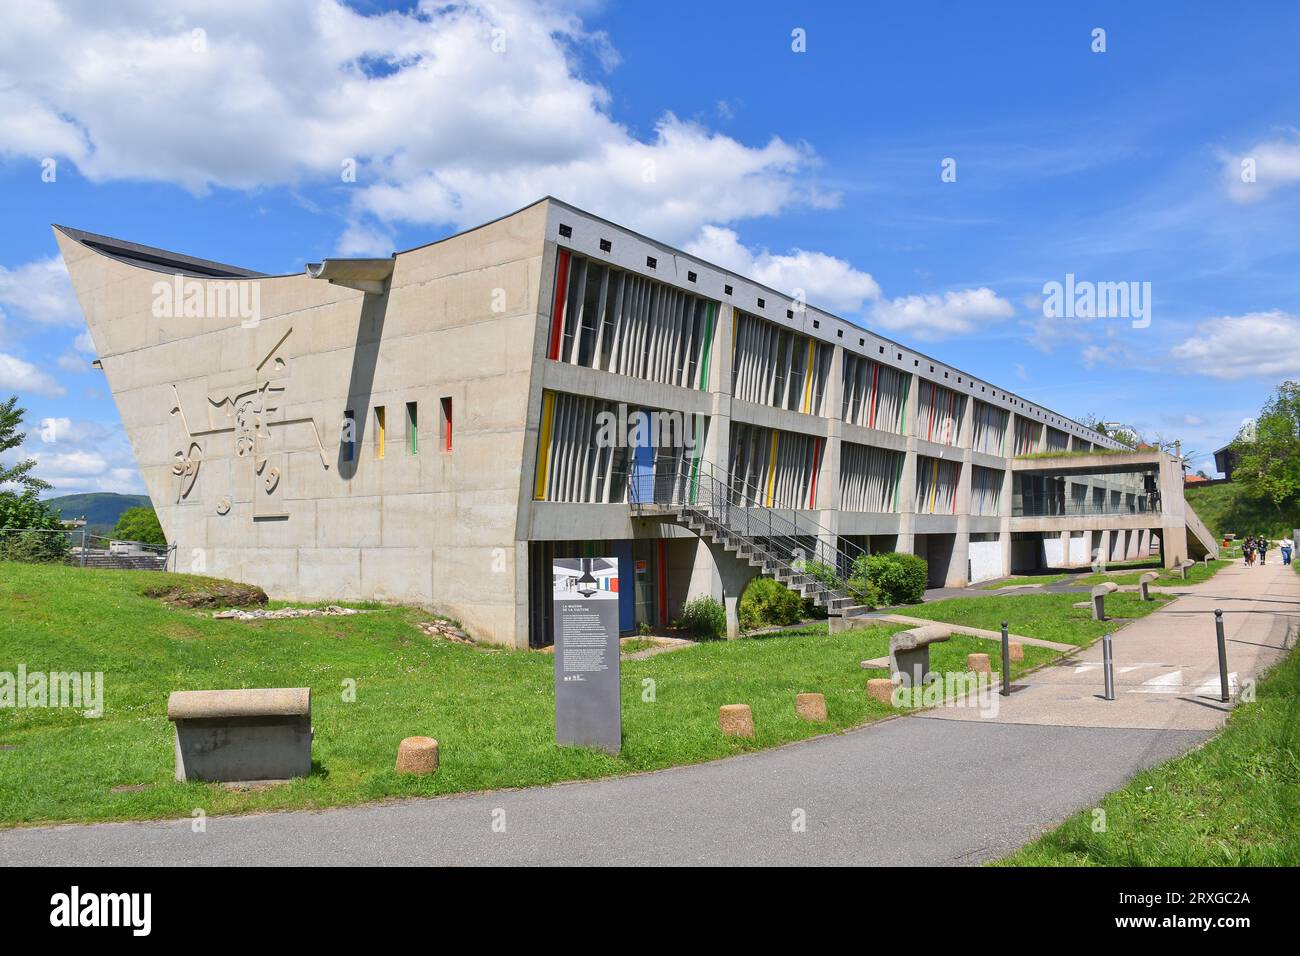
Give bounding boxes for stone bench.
[167,688,312,783]
[889,624,951,688]
[1138,571,1159,601]
[1177,559,1195,580]
[1074,582,1118,621]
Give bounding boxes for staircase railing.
[628,455,868,600]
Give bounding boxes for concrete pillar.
[1059,530,1070,568]
[1096,529,1111,569]
[702,536,759,640]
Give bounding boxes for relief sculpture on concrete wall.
[167,326,330,519]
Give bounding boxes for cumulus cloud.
[1169,310,1300,379]
[0,256,80,327]
[0,352,65,397]
[1,417,146,496]
[1222,134,1300,203]
[684,225,880,314]
[0,0,830,245]
[871,288,1014,341]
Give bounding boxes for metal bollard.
[1000,620,1011,697]
[1214,609,1229,702]
[1102,633,1115,700]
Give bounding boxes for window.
[440,397,453,452]
[343,410,355,461]
[406,401,418,455]
[374,406,386,459]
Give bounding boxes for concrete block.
[718,704,755,738]
[794,693,828,722]
[1008,641,1024,662]
[866,678,896,705]
[167,688,312,783]
[967,653,992,675]
[889,624,950,688]
[395,736,440,775]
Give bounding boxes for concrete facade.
[57,198,1216,648]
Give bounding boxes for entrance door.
[632,540,658,629]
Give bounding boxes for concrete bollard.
[1091,582,1119,621]
[1138,571,1158,602]
[395,736,440,775]
[794,693,828,722]
[1008,641,1024,662]
[718,704,755,738]
[866,678,895,705]
[967,653,992,675]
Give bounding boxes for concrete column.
[897,373,920,554]
[703,303,736,473]
[815,344,844,570]
[702,536,759,640]
[1097,528,1111,568]
[1059,530,1070,568]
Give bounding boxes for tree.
[1231,380,1300,511]
[0,397,66,561]
[113,506,166,545]
[0,394,51,494]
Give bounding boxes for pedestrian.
[1243,537,1255,567]
[1258,536,1270,565]
[1282,536,1294,566]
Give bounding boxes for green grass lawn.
[904,591,1172,646]
[1184,481,1298,541]
[0,562,1059,827]
[1077,558,1232,588]
[1000,644,1300,866]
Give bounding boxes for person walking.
[1281,536,1293,566]
[1243,537,1255,567]
[1258,536,1270,565]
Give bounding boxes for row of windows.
[546,239,1109,446]
[342,397,453,461]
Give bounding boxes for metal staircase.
[628,457,868,617]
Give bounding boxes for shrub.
[855,552,928,606]
[0,529,69,564]
[738,576,805,631]
[678,595,727,640]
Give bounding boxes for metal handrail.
[629,456,866,594]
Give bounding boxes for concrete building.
[55,199,1218,648]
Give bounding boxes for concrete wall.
[58,203,548,648]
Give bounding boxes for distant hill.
[42,492,152,532]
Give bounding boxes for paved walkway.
[922,558,1299,730]
[0,561,1292,867]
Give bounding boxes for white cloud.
[1223,134,1300,203]
[0,1,830,245]
[1169,310,1300,380]
[0,256,80,327]
[871,288,1014,341]
[0,352,65,397]
[334,221,395,259]
[32,450,107,476]
[1,417,145,496]
[684,225,880,314]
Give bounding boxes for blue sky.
[2,0,1299,494]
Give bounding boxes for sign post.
[553,557,622,754]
